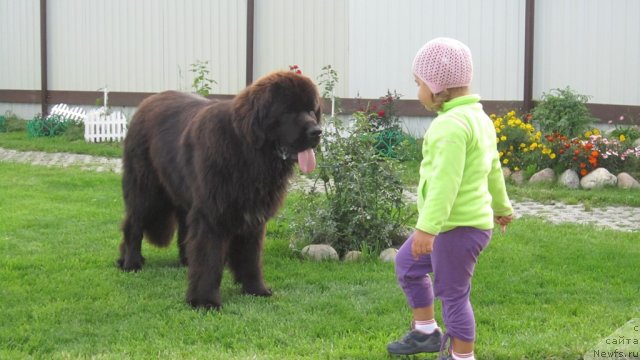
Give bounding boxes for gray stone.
[617,172,640,189]
[529,168,555,184]
[633,137,640,147]
[343,251,362,262]
[301,244,339,261]
[502,167,512,178]
[558,169,580,189]
[379,248,398,262]
[510,171,525,185]
[580,168,617,189]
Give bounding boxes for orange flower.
[591,150,599,157]
[585,143,594,150]
[580,169,588,176]
[579,162,587,169]
[574,150,581,156]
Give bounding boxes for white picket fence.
[83,109,128,143]
[49,104,86,122]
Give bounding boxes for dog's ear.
[233,82,272,148]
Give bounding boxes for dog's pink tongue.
[297,149,316,174]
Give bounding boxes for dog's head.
[233,71,323,173]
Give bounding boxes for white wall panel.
[47,0,245,94]
[0,0,40,89]
[253,0,349,95]
[348,0,525,101]
[535,0,640,106]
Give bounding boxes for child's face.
[415,76,435,111]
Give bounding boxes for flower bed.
[492,110,640,185]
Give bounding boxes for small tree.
[190,60,217,97]
[289,66,414,257]
[531,86,596,138]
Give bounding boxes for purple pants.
[395,227,491,343]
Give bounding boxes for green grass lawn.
[0,130,123,158]
[1,162,639,359]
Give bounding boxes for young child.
[386,37,513,360]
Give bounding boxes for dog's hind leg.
[227,224,272,297]
[118,215,146,271]
[176,210,189,266]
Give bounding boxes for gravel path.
[2,147,639,232]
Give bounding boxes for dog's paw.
[117,255,145,272]
[187,298,221,310]
[243,286,272,297]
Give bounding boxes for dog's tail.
[144,211,176,247]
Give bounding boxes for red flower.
[559,149,565,154]
[580,169,588,176]
[295,70,302,74]
[377,110,385,117]
[579,162,587,169]
[572,156,578,161]
[585,143,594,150]
[574,150,581,156]
[564,143,571,149]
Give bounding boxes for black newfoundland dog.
[117,71,322,309]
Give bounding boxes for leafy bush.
[1,111,26,132]
[0,115,6,132]
[289,67,413,256]
[531,87,596,138]
[353,91,418,160]
[26,114,72,137]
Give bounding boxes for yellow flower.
[499,151,504,157]
[496,137,500,143]
[500,135,507,141]
[515,119,522,125]
[593,128,600,135]
[620,134,626,142]
[549,153,557,159]
[585,131,592,137]
[496,128,501,133]
[529,142,538,150]
[514,166,520,171]
[503,158,509,164]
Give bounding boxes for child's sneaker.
[386,329,442,355]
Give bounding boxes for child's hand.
[412,230,436,259]
[494,215,513,233]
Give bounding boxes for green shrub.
[1,111,26,132]
[0,115,6,132]
[289,67,414,256]
[532,87,596,138]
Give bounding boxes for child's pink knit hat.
[412,37,473,94]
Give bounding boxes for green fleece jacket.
[416,94,513,235]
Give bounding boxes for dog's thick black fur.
[117,71,322,309]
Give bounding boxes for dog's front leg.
[185,211,228,310]
[228,223,272,297]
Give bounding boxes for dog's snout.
[307,127,322,138]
